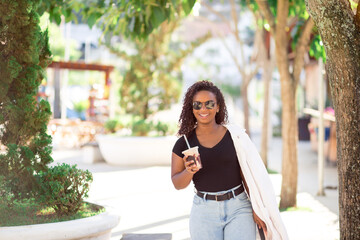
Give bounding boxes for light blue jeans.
[189,185,256,240]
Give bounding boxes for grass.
[280,206,313,212]
[0,199,105,227]
[267,168,279,174]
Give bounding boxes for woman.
[171,80,288,240]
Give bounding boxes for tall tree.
[252,0,315,208]
[306,1,360,238]
[106,16,210,119]
[244,2,276,166]
[0,0,53,198]
[202,0,260,137]
[257,29,275,168]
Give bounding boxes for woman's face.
[192,90,219,125]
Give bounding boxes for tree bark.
[260,55,274,167]
[306,0,360,238]
[242,81,250,135]
[279,75,298,208]
[273,0,299,208]
[257,29,274,167]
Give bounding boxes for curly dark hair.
[177,80,228,136]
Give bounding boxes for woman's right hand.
[171,152,197,190]
[183,155,200,174]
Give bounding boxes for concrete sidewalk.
[51,134,339,240]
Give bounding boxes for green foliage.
[109,12,210,120]
[104,119,119,133]
[242,0,322,59]
[0,0,94,221]
[0,136,53,199]
[182,0,196,15]
[290,20,325,61]
[0,0,53,199]
[349,0,359,11]
[67,71,105,86]
[37,163,93,216]
[155,121,169,136]
[309,34,326,61]
[129,118,175,136]
[267,168,279,174]
[280,206,312,212]
[219,83,242,98]
[37,0,82,25]
[131,119,154,136]
[241,0,308,20]
[40,13,82,61]
[73,100,89,114]
[38,0,196,40]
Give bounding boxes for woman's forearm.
[171,169,194,190]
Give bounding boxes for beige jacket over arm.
[225,124,289,240]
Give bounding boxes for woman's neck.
[196,122,220,135]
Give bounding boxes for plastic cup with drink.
[182,135,202,170]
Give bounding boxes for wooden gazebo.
[47,61,114,119]
[43,61,115,147]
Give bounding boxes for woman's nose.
[200,104,207,110]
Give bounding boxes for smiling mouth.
[199,114,209,117]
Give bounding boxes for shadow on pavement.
[111,215,190,238]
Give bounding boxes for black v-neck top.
[173,129,242,192]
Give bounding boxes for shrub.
[0,0,53,199]
[154,121,169,136]
[0,137,53,199]
[131,119,153,136]
[37,163,93,216]
[73,100,89,114]
[104,119,119,133]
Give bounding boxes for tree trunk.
[306,0,360,238]
[258,28,274,167]
[242,82,251,137]
[54,67,61,119]
[274,0,299,207]
[279,74,298,208]
[279,81,298,208]
[260,58,273,167]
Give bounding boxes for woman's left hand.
[253,210,267,236]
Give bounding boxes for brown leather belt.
[196,185,244,201]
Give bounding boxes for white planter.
[82,142,104,164]
[0,207,120,240]
[96,134,178,166]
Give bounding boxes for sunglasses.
[192,100,216,110]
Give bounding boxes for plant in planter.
[104,119,120,134]
[131,119,154,136]
[72,100,89,121]
[36,163,93,216]
[96,118,178,166]
[0,0,53,200]
[0,1,119,235]
[154,121,170,136]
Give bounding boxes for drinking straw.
[183,135,191,149]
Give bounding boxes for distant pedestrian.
[171,80,288,240]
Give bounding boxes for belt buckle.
[215,194,219,201]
